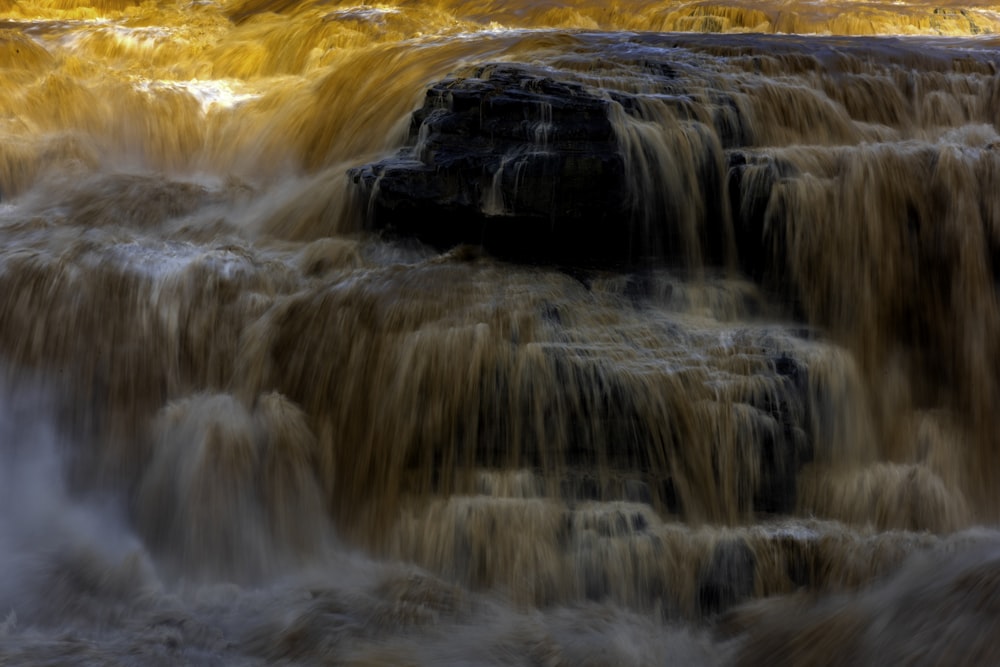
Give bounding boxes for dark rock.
[754,420,811,514]
[350,64,632,266]
[698,537,756,615]
[623,478,653,506]
[346,63,821,519]
[349,61,769,271]
[348,59,775,272]
[464,335,816,516]
[726,150,794,285]
[749,349,814,514]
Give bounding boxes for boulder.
[349,64,631,265]
[350,61,756,269]
[699,537,757,615]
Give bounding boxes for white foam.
[328,6,401,22]
[132,78,261,114]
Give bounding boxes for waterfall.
[1,0,999,664]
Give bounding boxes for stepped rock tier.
[350,32,1000,284]
[4,1,1000,664]
[350,64,632,265]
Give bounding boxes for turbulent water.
[2,0,1000,664]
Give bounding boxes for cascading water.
[1,0,1000,664]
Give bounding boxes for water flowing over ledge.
[2,0,1000,664]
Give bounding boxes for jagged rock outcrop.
[348,63,822,517]
[349,61,754,270]
[349,64,632,265]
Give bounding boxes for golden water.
[1,0,1000,664]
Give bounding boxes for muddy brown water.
[1,1,1000,664]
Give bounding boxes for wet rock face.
[349,61,749,269]
[349,64,631,266]
[699,538,757,615]
[348,62,823,519]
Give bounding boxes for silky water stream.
[1,0,1000,664]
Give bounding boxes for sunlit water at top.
[1,0,1000,664]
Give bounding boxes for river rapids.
[1,0,1000,664]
